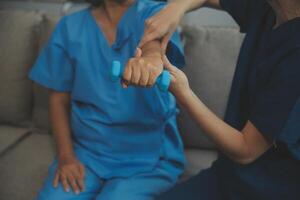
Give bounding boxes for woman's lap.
[156,169,221,200]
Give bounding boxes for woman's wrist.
[58,149,75,160]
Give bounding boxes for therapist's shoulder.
[220,0,269,33]
[136,0,166,20]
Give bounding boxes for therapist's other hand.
[139,2,185,52]
[162,55,190,96]
[53,154,85,194]
[122,48,163,88]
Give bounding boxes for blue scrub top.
[213,0,300,199]
[29,0,185,179]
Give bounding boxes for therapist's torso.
[214,0,300,199]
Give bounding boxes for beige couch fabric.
[32,13,61,132]
[179,26,244,149]
[0,133,55,200]
[0,125,31,154]
[0,10,42,126]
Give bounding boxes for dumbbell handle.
[110,61,171,92]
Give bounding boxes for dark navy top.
[213,0,300,199]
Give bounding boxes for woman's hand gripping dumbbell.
[110,48,171,92]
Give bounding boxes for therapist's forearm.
[170,0,221,13]
[176,89,253,163]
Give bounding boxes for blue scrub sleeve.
[219,0,265,33]
[249,49,300,145]
[28,17,74,92]
[141,2,185,68]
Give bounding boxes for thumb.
[135,47,142,58]
[162,55,176,72]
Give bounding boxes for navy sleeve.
[28,17,74,92]
[249,49,300,142]
[139,1,185,68]
[220,0,265,33]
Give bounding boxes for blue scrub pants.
[156,169,221,200]
[36,159,177,200]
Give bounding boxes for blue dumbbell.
[110,61,171,92]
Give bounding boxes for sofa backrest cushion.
[178,26,244,149]
[31,13,61,132]
[0,10,42,126]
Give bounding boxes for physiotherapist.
[127,0,300,199]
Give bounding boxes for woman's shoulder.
[50,8,90,42]
[61,8,90,28]
[136,0,166,19]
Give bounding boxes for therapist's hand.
[122,48,163,88]
[139,2,185,52]
[53,154,85,194]
[162,55,190,97]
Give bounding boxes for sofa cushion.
[178,26,244,149]
[0,125,31,155]
[0,133,55,200]
[0,10,42,126]
[31,13,61,132]
[181,148,218,181]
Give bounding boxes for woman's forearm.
[176,89,254,163]
[49,92,74,159]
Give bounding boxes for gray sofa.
[0,6,244,200]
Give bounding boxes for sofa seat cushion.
[0,125,31,155]
[181,148,218,181]
[179,26,244,149]
[0,10,42,126]
[0,133,55,200]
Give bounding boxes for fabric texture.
[0,133,55,200]
[0,125,31,154]
[32,13,62,132]
[36,159,178,200]
[0,10,42,126]
[157,169,221,200]
[179,25,244,149]
[181,149,217,180]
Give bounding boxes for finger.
[139,67,150,87]
[76,165,85,192]
[67,173,80,195]
[161,33,172,54]
[60,173,70,192]
[131,62,141,85]
[147,69,157,87]
[135,47,142,58]
[78,164,85,179]
[162,55,175,71]
[122,61,133,87]
[53,171,60,188]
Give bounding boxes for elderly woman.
[126,0,300,199]
[29,0,186,199]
